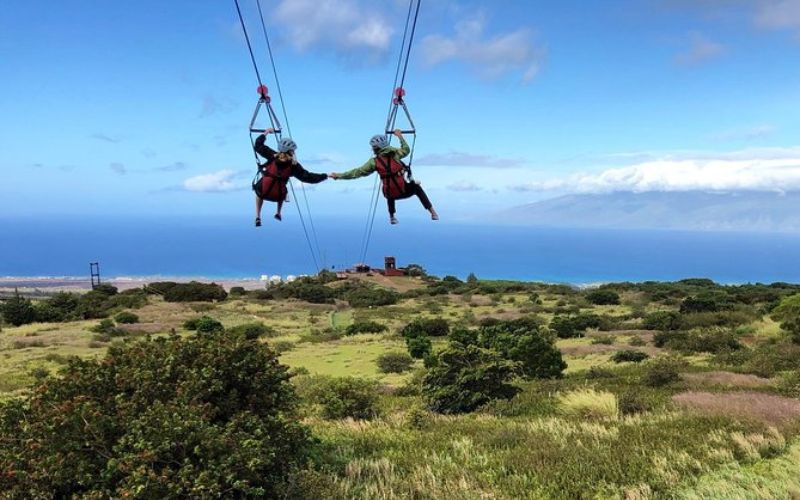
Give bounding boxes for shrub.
[345,321,387,336]
[643,311,682,331]
[316,377,380,420]
[1,292,36,326]
[618,391,651,416]
[144,281,179,295]
[346,287,398,307]
[772,293,800,343]
[422,343,519,414]
[90,318,116,334]
[227,322,275,339]
[643,357,682,387]
[586,289,620,305]
[558,389,618,420]
[33,302,66,323]
[479,319,566,379]
[680,294,731,314]
[376,352,414,374]
[629,336,647,347]
[114,311,139,324]
[611,350,650,363]
[163,282,228,303]
[195,316,224,334]
[299,328,343,343]
[717,340,800,378]
[406,335,432,359]
[106,289,148,309]
[401,318,450,338]
[655,328,741,354]
[449,327,479,346]
[550,314,603,339]
[229,286,246,297]
[0,331,310,497]
[591,335,615,345]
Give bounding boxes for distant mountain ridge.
[498,191,800,232]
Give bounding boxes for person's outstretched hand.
[393,129,403,138]
[329,172,340,179]
[264,127,275,134]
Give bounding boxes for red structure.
[383,256,406,277]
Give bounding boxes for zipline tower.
[89,262,101,289]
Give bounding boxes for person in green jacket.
[330,129,439,225]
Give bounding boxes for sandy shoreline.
[0,276,267,293]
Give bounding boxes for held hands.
[329,172,340,180]
[393,129,403,138]
[263,127,275,135]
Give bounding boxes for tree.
[406,335,432,359]
[423,343,519,414]
[466,273,478,284]
[405,264,427,277]
[376,352,414,373]
[478,318,566,379]
[0,330,310,497]
[643,311,682,331]
[586,289,620,305]
[1,291,36,326]
[401,318,450,338]
[772,293,800,343]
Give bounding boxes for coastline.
[0,276,268,293]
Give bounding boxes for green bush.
[106,289,148,309]
[654,328,741,354]
[316,377,380,420]
[401,318,450,338]
[549,314,603,339]
[591,335,615,345]
[144,281,180,295]
[114,311,139,324]
[0,331,310,497]
[229,286,246,297]
[479,318,566,379]
[772,293,800,343]
[162,282,227,303]
[346,287,399,307]
[33,302,66,323]
[643,357,681,387]
[376,351,414,374]
[227,322,275,339]
[643,311,682,331]
[618,391,651,415]
[586,289,620,305]
[716,340,800,378]
[611,350,650,363]
[345,321,387,335]
[406,335,432,359]
[1,292,36,326]
[90,318,116,333]
[195,316,224,334]
[422,343,519,414]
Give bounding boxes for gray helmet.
[370,134,389,149]
[278,137,297,153]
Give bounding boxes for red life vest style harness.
[375,154,407,200]
[254,160,292,202]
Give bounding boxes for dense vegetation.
[2,274,800,497]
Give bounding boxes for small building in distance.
[383,256,406,277]
[344,256,408,277]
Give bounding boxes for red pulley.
[257,85,269,98]
[394,87,406,98]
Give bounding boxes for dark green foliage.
[315,377,380,420]
[611,350,650,363]
[680,293,732,314]
[299,328,343,343]
[229,286,246,296]
[449,327,479,346]
[1,292,36,326]
[617,391,651,415]
[422,343,520,414]
[528,292,543,305]
[114,311,139,324]
[106,289,148,309]
[345,321,387,336]
[227,322,275,339]
[93,283,119,296]
[90,318,116,333]
[478,318,566,379]
[643,357,681,387]
[317,269,339,284]
[466,273,478,284]
[716,340,800,378]
[144,281,179,295]
[549,313,602,338]
[643,311,682,331]
[0,331,310,497]
[33,302,66,323]
[655,328,741,354]
[586,289,620,305]
[194,316,224,334]
[591,335,615,345]
[401,318,450,338]
[405,264,427,277]
[346,287,399,307]
[162,282,227,303]
[771,293,800,343]
[406,335,432,359]
[376,352,414,373]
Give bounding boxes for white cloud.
[447,181,482,192]
[110,162,126,175]
[183,169,240,193]
[675,32,725,66]
[756,0,800,32]
[420,15,545,83]
[415,151,525,168]
[509,152,800,194]
[274,0,393,61]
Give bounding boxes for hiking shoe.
[255,217,262,227]
[390,216,398,225]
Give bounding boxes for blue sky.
[3,0,800,220]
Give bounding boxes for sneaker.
[255,217,262,227]
[390,216,398,225]
[274,213,282,221]
[430,209,439,221]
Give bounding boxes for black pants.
[386,182,432,215]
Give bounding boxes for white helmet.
[370,134,389,149]
[278,138,297,153]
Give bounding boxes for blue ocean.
[2,215,800,284]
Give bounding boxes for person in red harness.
[330,129,438,225]
[252,128,328,227]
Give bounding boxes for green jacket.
[337,137,410,179]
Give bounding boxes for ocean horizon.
[3,215,800,284]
